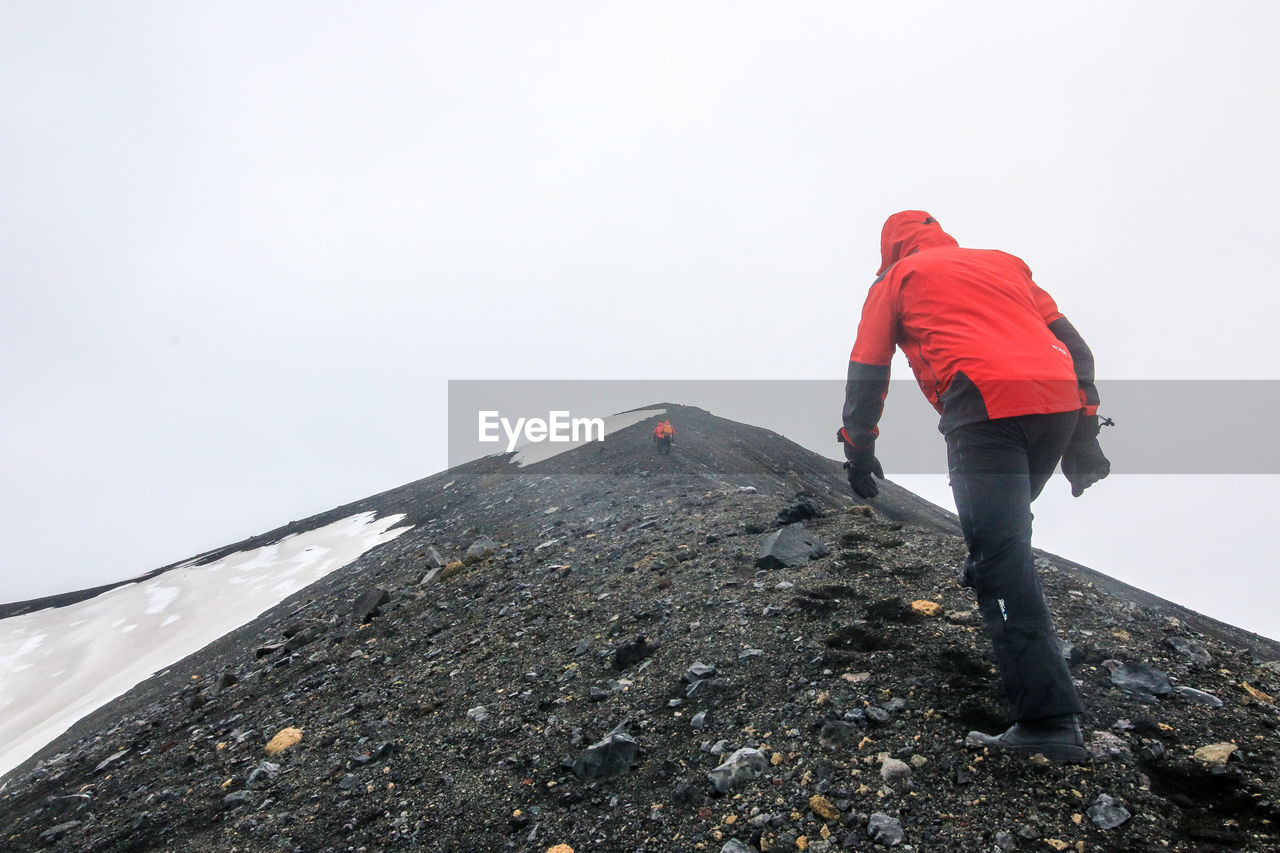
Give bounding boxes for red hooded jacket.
[840,211,1098,449]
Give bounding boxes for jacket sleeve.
[1047,317,1099,414]
[840,275,897,450]
[1029,274,1099,415]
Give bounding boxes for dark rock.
[744,521,769,535]
[223,790,258,809]
[1167,636,1212,665]
[39,821,81,842]
[867,812,904,846]
[93,748,129,773]
[1087,793,1132,830]
[1173,686,1224,707]
[707,748,767,794]
[424,546,447,567]
[246,761,281,789]
[466,536,498,557]
[865,707,891,726]
[776,495,825,525]
[1139,740,1167,762]
[756,523,830,570]
[352,588,391,623]
[572,733,638,781]
[283,625,320,653]
[614,636,658,670]
[254,641,286,659]
[684,661,717,682]
[820,720,861,749]
[1107,661,1172,698]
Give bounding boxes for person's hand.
[844,455,884,499]
[1061,414,1110,496]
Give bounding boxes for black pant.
[946,411,1083,721]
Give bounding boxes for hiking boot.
[966,714,1087,763]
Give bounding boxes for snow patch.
[0,511,412,778]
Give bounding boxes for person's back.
[849,212,1088,436]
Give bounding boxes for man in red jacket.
[838,211,1109,762]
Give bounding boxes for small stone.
[572,733,638,781]
[264,727,302,756]
[880,758,911,785]
[908,755,928,769]
[1167,636,1212,665]
[546,846,575,853]
[866,812,903,846]
[39,822,81,842]
[93,748,130,773]
[1087,793,1132,830]
[819,720,860,750]
[707,747,768,795]
[222,790,257,809]
[1106,661,1172,697]
[755,522,830,569]
[614,636,658,670]
[691,711,708,730]
[1139,740,1166,762]
[720,841,752,853]
[466,536,498,558]
[466,705,489,723]
[352,588,391,623]
[1085,730,1132,762]
[685,662,717,682]
[809,795,841,821]
[1173,686,1224,707]
[1193,742,1238,764]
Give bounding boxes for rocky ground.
[3,404,1279,852]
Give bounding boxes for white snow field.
[510,408,666,466]
[0,511,411,778]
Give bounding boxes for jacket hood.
[877,210,959,275]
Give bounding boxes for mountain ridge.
[3,404,1278,851]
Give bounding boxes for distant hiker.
[653,420,675,455]
[837,211,1110,762]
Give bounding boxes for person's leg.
[947,418,1081,722]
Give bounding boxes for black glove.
[837,428,884,499]
[1061,414,1110,497]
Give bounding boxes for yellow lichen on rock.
[809,795,840,821]
[264,727,302,756]
[1241,681,1275,704]
[911,600,943,617]
[1194,742,1238,764]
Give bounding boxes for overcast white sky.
[3,4,1278,637]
